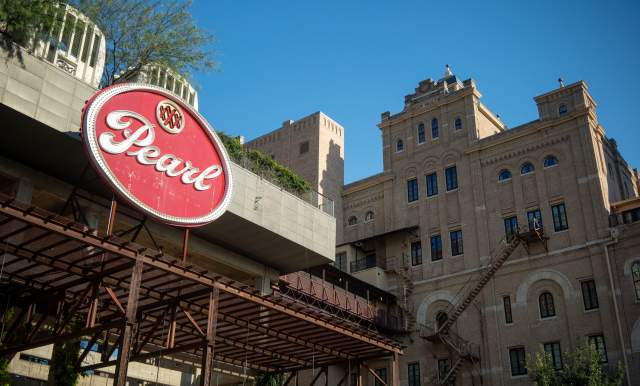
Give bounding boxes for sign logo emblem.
[82,83,233,227]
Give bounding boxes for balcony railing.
[350,254,383,273]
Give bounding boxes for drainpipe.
[602,228,631,385]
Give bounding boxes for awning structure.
[0,194,402,385]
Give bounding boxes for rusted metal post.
[200,286,219,386]
[166,303,177,349]
[106,199,117,236]
[182,228,190,263]
[390,353,400,386]
[113,258,143,386]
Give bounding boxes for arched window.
[417,123,425,144]
[436,312,448,330]
[520,162,535,175]
[396,139,404,152]
[431,118,439,139]
[454,117,462,130]
[365,211,375,222]
[558,104,568,116]
[498,169,512,181]
[539,292,556,318]
[544,155,559,168]
[632,262,640,301]
[348,216,357,226]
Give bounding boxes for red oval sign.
[82,83,233,227]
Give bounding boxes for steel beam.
[113,258,143,386]
[200,287,219,386]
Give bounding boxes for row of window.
[498,155,559,181]
[502,280,599,326]
[408,165,458,202]
[509,334,606,376]
[398,117,464,152]
[409,230,463,265]
[502,203,568,240]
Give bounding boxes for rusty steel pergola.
[0,195,403,385]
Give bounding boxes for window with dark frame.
[454,117,462,130]
[374,368,388,386]
[417,123,425,144]
[450,230,463,256]
[335,252,347,272]
[407,362,420,386]
[299,141,310,154]
[396,139,404,152]
[503,296,513,324]
[521,162,535,175]
[509,347,527,376]
[431,118,439,139]
[411,241,422,266]
[504,216,518,241]
[632,262,640,301]
[544,342,563,370]
[581,280,599,310]
[544,155,559,168]
[445,166,458,191]
[527,209,543,231]
[558,104,568,116]
[426,172,438,197]
[430,235,443,261]
[438,358,450,381]
[407,178,419,202]
[539,292,556,318]
[498,169,512,181]
[552,203,569,231]
[588,334,607,363]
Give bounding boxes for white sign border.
[82,83,233,227]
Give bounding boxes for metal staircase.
[386,254,417,332]
[421,224,546,385]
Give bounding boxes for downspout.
[602,228,631,385]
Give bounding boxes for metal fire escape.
[421,223,547,385]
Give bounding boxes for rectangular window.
[411,241,422,266]
[544,342,563,370]
[503,296,513,324]
[60,14,76,52]
[450,230,463,256]
[527,209,543,231]
[438,358,450,381]
[407,178,419,202]
[299,141,309,154]
[89,33,100,66]
[430,235,443,261]
[374,368,387,386]
[71,19,85,57]
[445,166,458,191]
[418,126,425,144]
[581,280,599,310]
[426,172,438,197]
[407,362,420,386]
[551,203,569,231]
[509,347,527,376]
[588,335,607,363]
[432,125,439,139]
[335,252,347,272]
[504,216,518,241]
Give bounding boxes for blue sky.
[191,0,640,184]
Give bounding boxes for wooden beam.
[363,362,387,386]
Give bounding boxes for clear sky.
[191,0,640,184]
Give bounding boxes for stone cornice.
[465,109,590,156]
[378,87,477,129]
[479,134,571,167]
[344,193,385,210]
[343,173,393,196]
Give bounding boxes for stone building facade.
[246,111,345,243]
[252,67,640,385]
